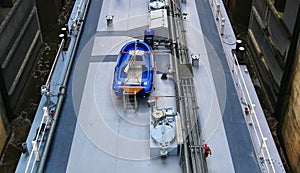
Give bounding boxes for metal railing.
[22,0,90,172]
[209,0,276,172]
[210,0,226,36]
[230,52,276,173]
[24,38,66,173]
[24,107,51,173]
[44,39,65,90]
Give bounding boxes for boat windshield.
[149,0,164,2]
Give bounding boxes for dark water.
[223,0,252,39]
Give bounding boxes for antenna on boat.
[124,40,142,84]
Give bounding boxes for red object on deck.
[203,144,212,157]
[244,107,249,115]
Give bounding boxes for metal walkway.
[180,77,206,173]
[169,0,207,171]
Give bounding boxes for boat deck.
[16,0,285,172]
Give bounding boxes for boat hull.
[112,40,154,97]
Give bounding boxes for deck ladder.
[123,90,137,111]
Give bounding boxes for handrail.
[25,35,65,173]
[209,0,276,172]
[45,39,65,90]
[232,52,275,172]
[24,35,65,173]
[37,0,90,171]
[22,0,90,172]
[24,107,51,173]
[24,38,65,172]
[210,0,226,36]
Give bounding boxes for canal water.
[223,0,252,39]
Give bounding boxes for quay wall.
[0,91,9,157]
[0,0,42,118]
[0,0,68,170]
[281,36,300,173]
[0,0,42,156]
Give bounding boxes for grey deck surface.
[240,65,286,172]
[45,0,182,172]
[66,61,181,172]
[43,0,105,172]
[184,0,260,172]
[196,1,260,172]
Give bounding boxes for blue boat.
[112,40,154,97]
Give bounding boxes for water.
[223,0,252,39]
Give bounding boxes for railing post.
[43,107,52,128]
[250,104,256,114]
[259,137,267,159]
[77,5,81,19]
[221,18,225,36]
[32,141,40,161]
[71,19,78,35]
[248,104,256,125]
[41,85,52,111]
[216,4,220,20]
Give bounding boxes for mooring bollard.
[21,142,29,155]
[106,15,114,27]
[191,54,200,67]
[236,39,242,50]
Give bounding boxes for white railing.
[24,33,65,173]
[22,1,88,171]
[231,53,275,173]
[209,0,276,172]
[70,0,84,36]
[210,0,226,36]
[24,107,52,173]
